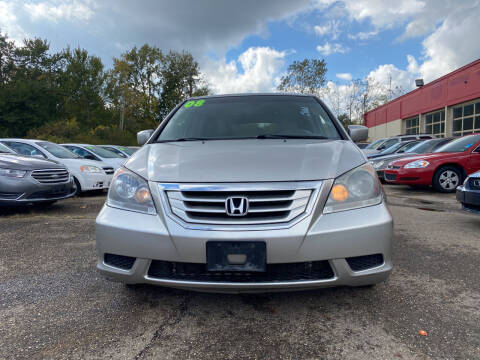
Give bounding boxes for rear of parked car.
[96,94,393,293]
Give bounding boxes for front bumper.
[78,172,112,191]
[96,197,393,293]
[0,176,75,205]
[456,185,480,214]
[384,168,431,185]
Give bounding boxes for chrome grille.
[161,182,321,227]
[103,167,114,175]
[31,169,69,184]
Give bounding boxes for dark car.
[367,140,421,159]
[456,170,480,214]
[369,138,454,181]
[0,142,75,205]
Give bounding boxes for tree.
[158,51,209,118]
[337,113,352,129]
[60,47,107,128]
[277,58,327,94]
[0,36,65,137]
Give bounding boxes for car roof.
[188,93,315,100]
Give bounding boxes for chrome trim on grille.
[156,181,323,231]
[103,167,114,175]
[31,168,70,184]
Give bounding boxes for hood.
[0,154,63,171]
[56,158,110,172]
[469,170,480,178]
[125,139,366,182]
[390,152,462,166]
[370,153,417,163]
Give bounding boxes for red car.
[384,134,480,192]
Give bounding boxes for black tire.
[73,178,82,196]
[433,166,463,193]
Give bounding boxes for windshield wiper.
[256,134,328,140]
[157,137,211,143]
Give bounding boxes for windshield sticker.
[184,100,205,108]
[465,143,473,148]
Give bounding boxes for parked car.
[61,144,125,170]
[98,145,138,158]
[0,139,113,195]
[355,142,370,149]
[384,134,480,192]
[0,142,75,205]
[456,170,480,214]
[363,134,436,156]
[367,140,421,159]
[96,94,393,292]
[370,138,454,181]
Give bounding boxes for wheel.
[433,166,462,193]
[73,178,82,196]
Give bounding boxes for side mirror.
[348,125,369,142]
[85,154,97,161]
[137,129,154,145]
[397,149,405,153]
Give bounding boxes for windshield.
[379,142,404,155]
[85,145,123,158]
[37,142,79,159]
[120,147,137,155]
[0,143,14,154]
[435,135,480,153]
[157,95,342,142]
[406,139,447,154]
[365,139,385,149]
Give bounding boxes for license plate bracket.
[206,241,266,272]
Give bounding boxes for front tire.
[433,166,462,193]
[73,178,82,196]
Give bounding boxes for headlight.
[107,168,156,215]
[371,160,385,169]
[323,163,382,214]
[80,165,102,173]
[0,168,27,177]
[404,160,429,169]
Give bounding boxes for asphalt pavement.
[0,186,479,359]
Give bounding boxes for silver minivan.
[96,94,393,293]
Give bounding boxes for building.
[364,58,480,140]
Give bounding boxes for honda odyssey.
[96,94,393,293]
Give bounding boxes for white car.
[0,139,113,194]
[61,144,125,170]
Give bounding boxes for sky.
[1,0,480,96]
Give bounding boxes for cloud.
[24,1,95,22]
[348,30,378,41]
[316,42,348,56]
[0,1,27,43]
[203,47,288,94]
[336,73,352,81]
[314,20,340,39]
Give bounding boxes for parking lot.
[0,185,479,360]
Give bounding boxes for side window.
[419,136,432,139]
[4,142,46,158]
[104,147,127,158]
[65,146,94,159]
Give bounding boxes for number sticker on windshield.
[184,100,205,108]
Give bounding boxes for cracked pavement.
[0,186,479,359]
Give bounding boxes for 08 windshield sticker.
[184,99,205,108]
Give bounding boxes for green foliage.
[0,32,209,145]
[337,113,352,129]
[277,58,327,94]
